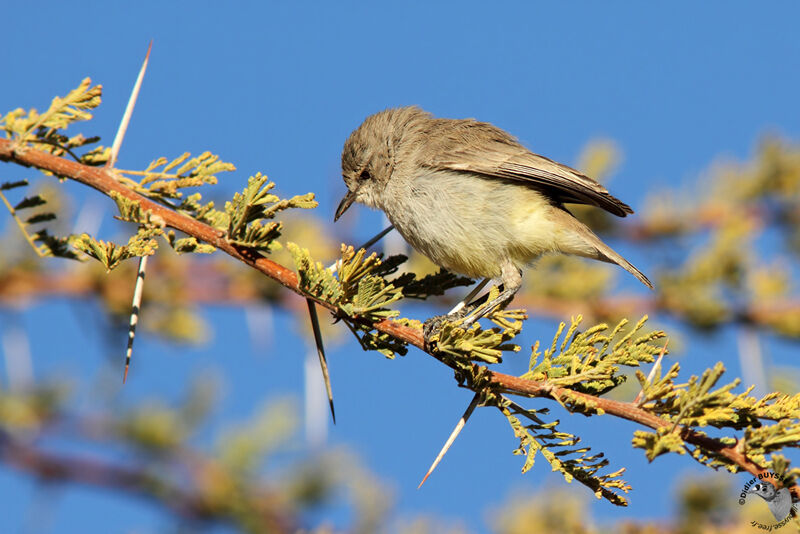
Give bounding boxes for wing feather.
[422,119,633,217]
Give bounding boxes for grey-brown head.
[335,106,429,221]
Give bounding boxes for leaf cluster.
[524,316,664,396]
[494,395,631,506]
[633,361,800,477]
[0,179,81,259]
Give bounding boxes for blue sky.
[2,2,800,532]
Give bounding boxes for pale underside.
[380,170,597,279]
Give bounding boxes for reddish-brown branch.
[486,373,769,480]
[0,138,783,485]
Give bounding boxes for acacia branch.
[0,138,784,485]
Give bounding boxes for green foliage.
[494,396,631,506]
[288,242,345,303]
[288,244,522,359]
[0,179,28,191]
[217,398,297,477]
[32,229,82,260]
[289,243,410,357]
[392,268,474,299]
[631,428,687,462]
[176,193,228,229]
[632,359,800,470]
[524,316,664,396]
[0,179,80,259]
[225,173,316,252]
[336,245,404,319]
[346,317,418,359]
[0,78,102,140]
[132,151,236,197]
[166,231,216,254]
[480,317,666,506]
[110,191,163,226]
[119,400,189,452]
[0,81,318,265]
[289,243,406,322]
[74,228,161,271]
[429,303,525,364]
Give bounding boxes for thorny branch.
[0,138,786,487]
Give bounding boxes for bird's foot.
[423,307,472,350]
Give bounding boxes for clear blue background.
[1,2,799,532]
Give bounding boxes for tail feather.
[595,244,653,289]
[574,223,653,289]
[551,208,654,290]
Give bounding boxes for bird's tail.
[573,221,653,290]
[548,208,653,290]
[596,242,654,290]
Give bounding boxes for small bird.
[748,482,795,521]
[335,107,652,333]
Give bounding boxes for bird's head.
[335,106,429,221]
[749,483,778,501]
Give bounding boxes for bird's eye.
[359,169,371,181]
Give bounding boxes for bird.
[335,106,652,335]
[748,482,795,521]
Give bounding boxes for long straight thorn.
[357,224,395,253]
[307,298,335,423]
[124,255,148,383]
[418,392,481,489]
[118,42,153,384]
[328,225,394,273]
[634,339,669,404]
[305,225,394,419]
[448,278,490,315]
[108,40,152,169]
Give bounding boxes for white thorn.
[634,339,669,404]
[328,225,394,273]
[449,278,491,315]
[418,392,480,488]
[108,41,152,169]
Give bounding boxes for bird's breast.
[380,170,559,278]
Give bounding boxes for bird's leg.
[423,263,522,345]
[460,265,522,327]
[422,280,494,340]
[423,300,478,341]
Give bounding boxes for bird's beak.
[334,189,357,222]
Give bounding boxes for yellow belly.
[383,171,575,279]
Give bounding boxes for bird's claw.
[423,308,472,349]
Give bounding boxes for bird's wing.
[423,120,633,217]
[773,488,794,520]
